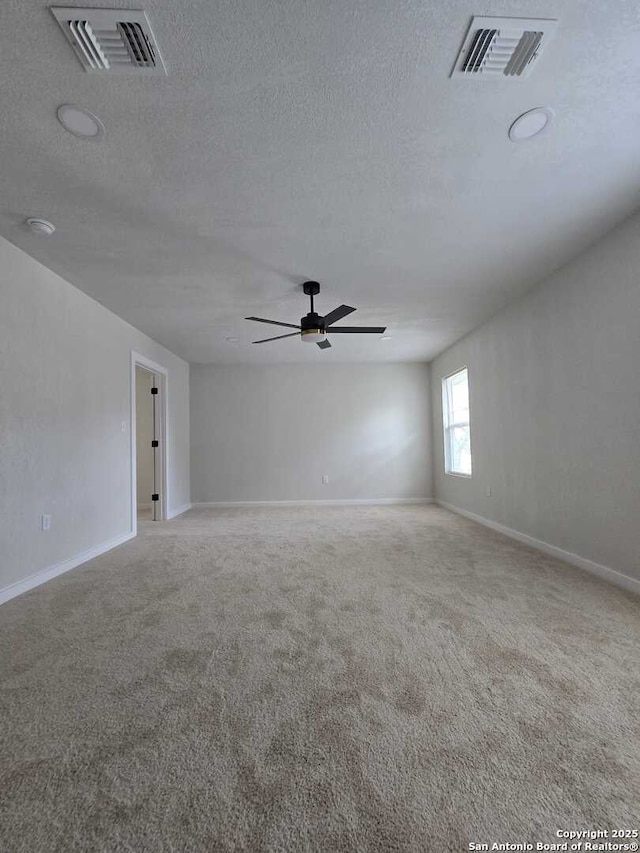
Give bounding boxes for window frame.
[442,366,472,478]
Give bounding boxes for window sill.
[445,471,472,479]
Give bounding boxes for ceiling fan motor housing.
[300,312,326,342]
[301,312,323,331]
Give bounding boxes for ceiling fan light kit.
[245,281,386,350]
[301,329,326,343]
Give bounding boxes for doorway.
[131,352,168,533]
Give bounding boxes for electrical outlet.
[486,486,492,497]
[41,514,51,531]
[322,475,329,484]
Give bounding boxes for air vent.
[451,16,558,79]
[50,7,167,75]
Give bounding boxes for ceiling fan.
[245,281,386,350]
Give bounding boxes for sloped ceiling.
[1,0,639,363]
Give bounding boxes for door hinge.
[151,387,158,395]
[151,440,159,447]
[151,494,159,502]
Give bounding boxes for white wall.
[135,366,155,506]
[430,211,640,583]
[191,363,431,503]
[0,236,190,594]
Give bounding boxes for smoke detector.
[26,218,56,236]
[451,16,558,79]
[50,7,167,75]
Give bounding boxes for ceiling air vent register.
[50,7,167,75]
[451,16,558,79]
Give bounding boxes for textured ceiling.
[1,0,639,364]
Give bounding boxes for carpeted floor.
[1,505,638,853]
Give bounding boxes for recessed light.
[380,335,392,341]
[57,104,105,140]
[509,107,554,142]
[25,218,56,236]
[225,337,239,343]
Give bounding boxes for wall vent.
[451,16,558,79]
[50,7,167,75]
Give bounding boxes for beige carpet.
[1,505,639,852]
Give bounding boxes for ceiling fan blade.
[317,339,332,350]
[252,332,300,344]
[322,304,356,326]
[327,326,386,334]
[245,317,301,330]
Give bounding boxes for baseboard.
[167,502,192,519]
[193,498,433,508]
[0,531,136,606]
[436,500,640,596]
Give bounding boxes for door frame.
[130,352,169,535]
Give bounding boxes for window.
[442,367,472,476]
